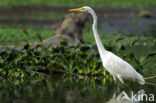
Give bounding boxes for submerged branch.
[145,82,156,87]
[144,76,156,80]
[0,75,4,80]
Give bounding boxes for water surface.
[0,76,155,103]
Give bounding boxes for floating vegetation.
[138,10,153,18]
[0,35,155,83]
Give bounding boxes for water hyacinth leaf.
[24,66,35,70]
[79,45,91,52]
[139,57,146,64]
[0,34,155,83]
[80,53,88,58]
[0,56,4,64]
[146,52,156,58]
[103,44,112,51]
[115,35,126,43]
[130,39,138,47]
[13,55,24,64]
[116,44,125,52]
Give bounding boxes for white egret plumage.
[68,6,145,85]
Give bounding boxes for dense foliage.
[0,35,155,82]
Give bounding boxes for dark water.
[0,76,155,103]
[0,6,156,35]
[96,8,156,35]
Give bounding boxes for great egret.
[68,6,145,85]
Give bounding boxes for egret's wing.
[105,52,139,81]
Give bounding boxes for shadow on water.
[0,76,155,103]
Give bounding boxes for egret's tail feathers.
[137,73,145,85]
[138,79,145,85]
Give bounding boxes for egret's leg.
[117,74,124,84]
[113,76,118,93]
[117,74,127,89]
[113,76,117,85]
[123,84,127,90]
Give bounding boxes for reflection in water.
[0,77,154,103]
[106,90,144,103]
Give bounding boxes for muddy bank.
[0,6,156,35]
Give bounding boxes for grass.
[0,0,156,8]
[1,11,65,20]
[0,25,155,80]
[0,25,54,46]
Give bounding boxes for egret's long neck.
[89,10,107,54]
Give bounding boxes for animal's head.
[68,6,92,13]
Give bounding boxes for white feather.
[81,6,145,85]
[102,52,145,85]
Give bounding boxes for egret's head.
[68,6,92,12]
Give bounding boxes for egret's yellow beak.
[68,8,84,12]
